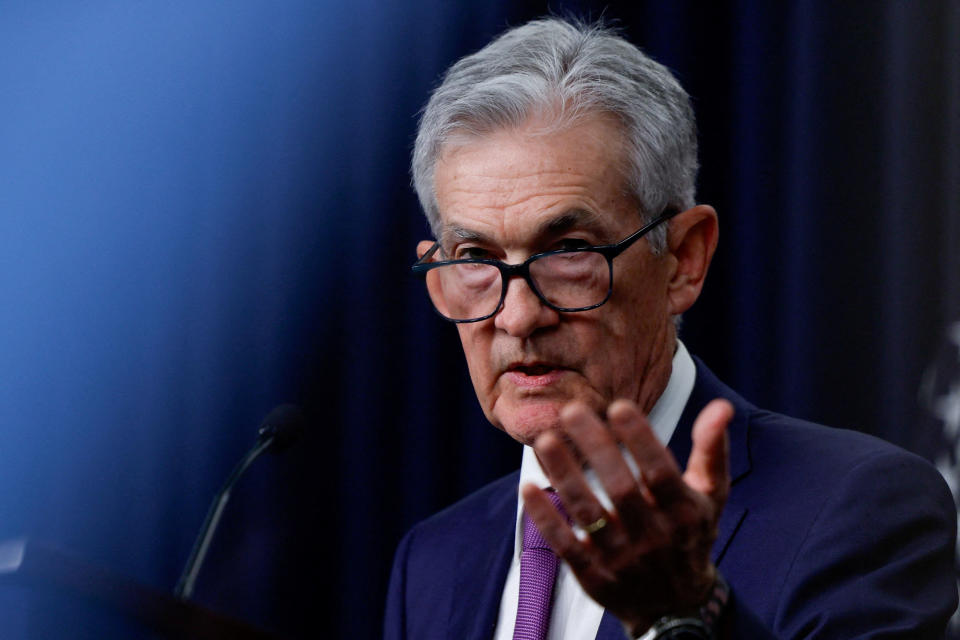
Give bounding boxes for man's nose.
[493,275,559,337]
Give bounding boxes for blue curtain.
[0,1,957,638]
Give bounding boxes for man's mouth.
[513,364,555,376]
[504,362,567,387]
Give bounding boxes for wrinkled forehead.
[438,207,611,249]
[431,116,637,242]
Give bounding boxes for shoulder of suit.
[407,470,520,539]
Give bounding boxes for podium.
[0,538,280,639]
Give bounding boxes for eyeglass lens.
[425,251,610,321]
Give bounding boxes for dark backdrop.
[0,1,957,638]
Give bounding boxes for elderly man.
[386,17,956,640]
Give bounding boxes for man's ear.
[665,204,718,316]
[416,240,436,259]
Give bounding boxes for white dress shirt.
[492,341,697,640]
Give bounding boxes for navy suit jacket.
[385,359,957,638]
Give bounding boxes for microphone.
[174,404,306,600]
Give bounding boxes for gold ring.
[584,517,608,534]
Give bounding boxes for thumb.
[683,399,733,505]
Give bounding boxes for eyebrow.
[440,225,488,247]
[539,209,607,238]
[439,208,611,248]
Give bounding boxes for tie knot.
[522,490,566,552]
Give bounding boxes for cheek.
[581,296,664,393]
[562,318,625,389]
[457,326,495,391]
[585,334,633,396]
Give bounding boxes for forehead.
[433,116,636,245]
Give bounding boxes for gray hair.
[411,17,699,253]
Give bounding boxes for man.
[386,17,956,639]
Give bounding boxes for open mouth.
[504,363,567,387]
[512,364,557,376]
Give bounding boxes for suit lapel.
[669,358,752,482]
[596,610,630,639]
[448,473,519,640]
[673,358,753,566]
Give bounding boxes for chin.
[495,401,564,446]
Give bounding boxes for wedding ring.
[584,516,608,534]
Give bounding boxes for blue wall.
[1,2,957,638]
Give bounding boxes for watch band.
[634,572,730,639]
[636,616,711,640]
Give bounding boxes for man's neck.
[637,334,678,416]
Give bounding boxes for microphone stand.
[174,434,275,600]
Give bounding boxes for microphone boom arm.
[174,434,275,600]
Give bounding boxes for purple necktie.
[513,491,566,640]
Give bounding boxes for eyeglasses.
[411,208,678,323]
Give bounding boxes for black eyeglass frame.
[411,208,680,323]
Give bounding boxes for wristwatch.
[634,573,729,640]
[636,616,711,639]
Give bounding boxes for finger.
[682,399,733,506]
[607,399,684,505]
[520,483,580,548]
[533,430,611,532]
[520,484,597,577]
[559,402,642,513]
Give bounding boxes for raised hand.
[521,398,733,636]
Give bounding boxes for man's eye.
[455,247,493,260]
[556,238,592,251]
